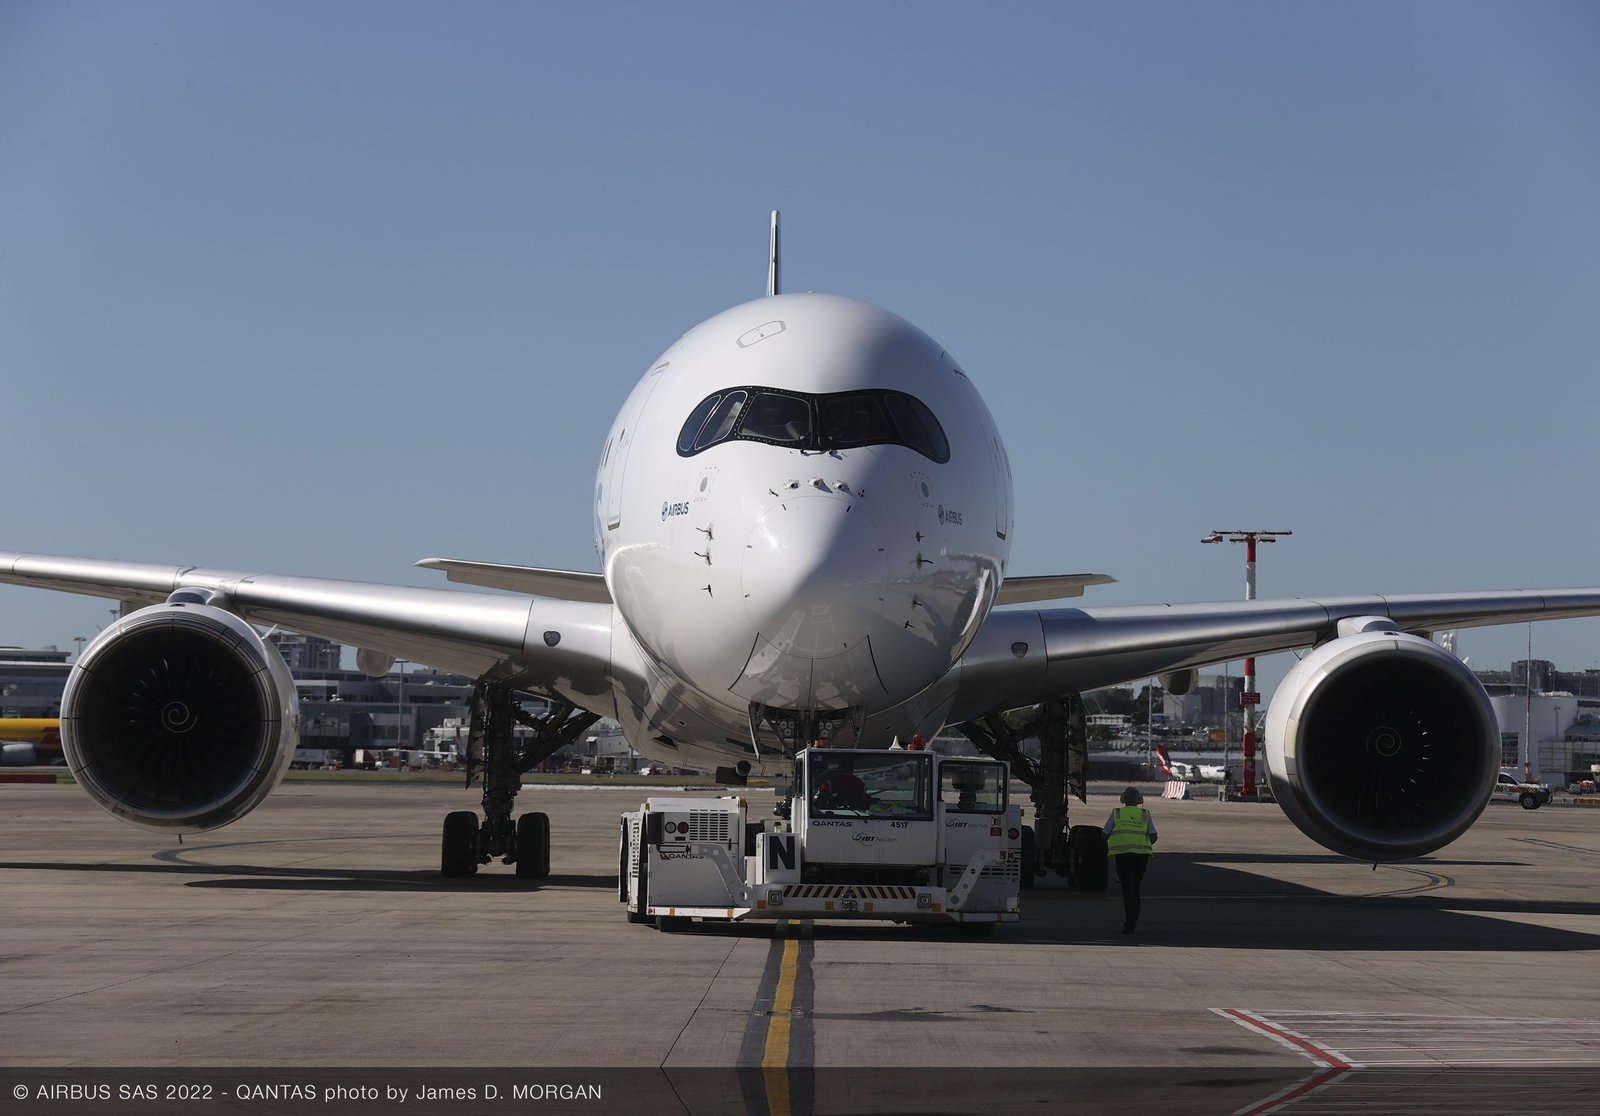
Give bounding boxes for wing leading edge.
[951,587,1600,721]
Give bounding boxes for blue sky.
[3,1,1597,690]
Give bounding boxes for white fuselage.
[594,294,1012,771]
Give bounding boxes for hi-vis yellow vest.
[1108,806,1154,856]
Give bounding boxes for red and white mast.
[1202,529,1292,799]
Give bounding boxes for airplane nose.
[742,497,887,657]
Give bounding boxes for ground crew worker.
[815,755,868,810]
[1103,786,1157,934]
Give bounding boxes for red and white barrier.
[1162,780,1191,800]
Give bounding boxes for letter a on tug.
[622,746,1021,934]
[4,211,1600,893]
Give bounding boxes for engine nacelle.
[1,743,40,766]
[1264,627,1498,861]
[62,602,299,830]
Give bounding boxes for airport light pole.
[1202,529,1292,799]
[1550,702,1561,785]
[1146,679,1154,777]
[1523,625,1533,780]
[396,659,407,751]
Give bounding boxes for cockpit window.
[676,393,722,454]
[739,391,811,444]
[817,392,896,448]
[675,386,951,462]
[694,390,747,450]
[882,393,950,463]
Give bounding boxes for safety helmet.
[1120,786,1143,805]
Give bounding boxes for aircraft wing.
[0,552,617,712]
[950,588,1600,720]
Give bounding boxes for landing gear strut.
[956,695,1105,890]
[439,681,598,879]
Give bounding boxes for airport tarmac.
[3,778,1599,1115]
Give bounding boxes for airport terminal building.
[0,646,70,718]
[1481,660,1600,784]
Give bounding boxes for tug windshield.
[808,751,934,819]
[940,762,1006,814]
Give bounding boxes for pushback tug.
[621,745,1024,934]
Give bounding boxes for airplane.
[0,718,63,766]
[4,212,1600,881]
[1154,744,1225,785]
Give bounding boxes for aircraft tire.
[1067,824,1108,891]
[1019,825,1037,890]
[516,812,551,878]
[441,811,479,878]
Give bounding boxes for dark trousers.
[1114,853,1150,929]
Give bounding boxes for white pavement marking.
[1218,1009,1600,1068]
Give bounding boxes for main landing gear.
[439,681,598,879]
[956,695,1108,892]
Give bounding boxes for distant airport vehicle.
[386,749,457,770]
[0,718,62,766]
[620,747,1025,933]
[1489,771,1551,810]
[4,214,1600,879]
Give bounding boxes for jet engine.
[61,599,299,830]
[1264,621,1498,861]
[1,743,40,766]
